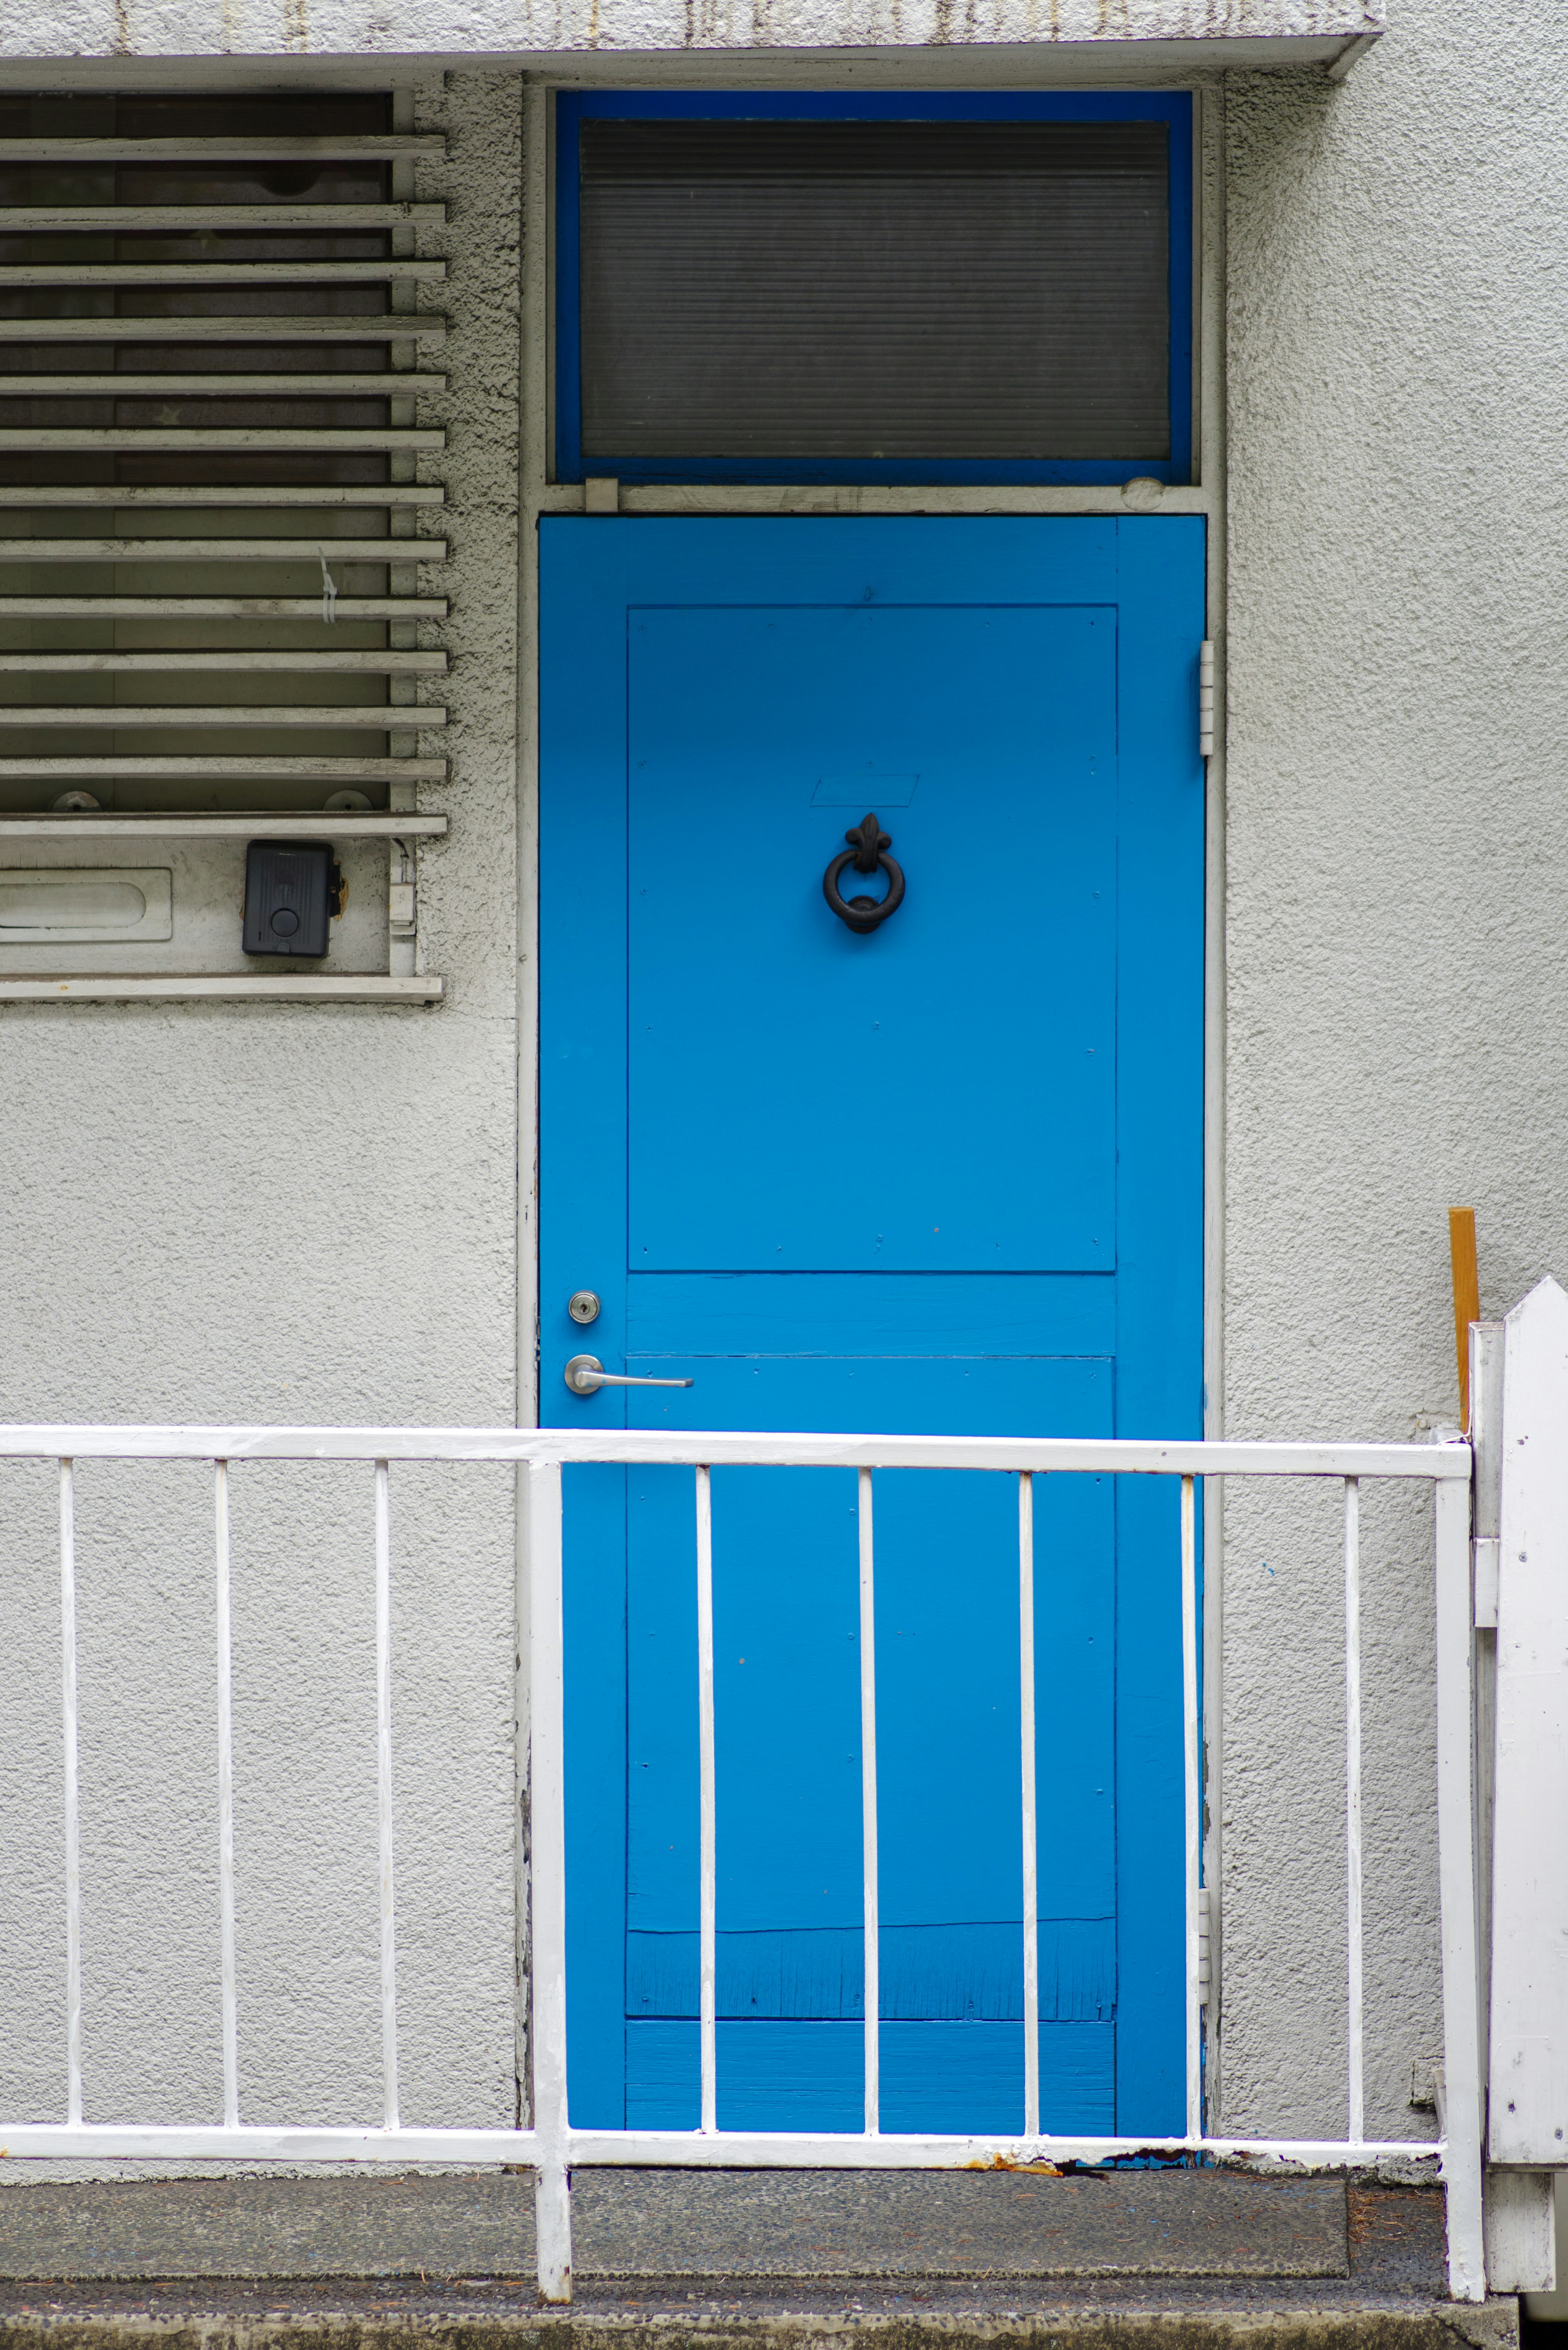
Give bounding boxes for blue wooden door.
[540,517,1204,2140]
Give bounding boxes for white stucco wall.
[0,70,525,2152]
[1216,4,1568,2137]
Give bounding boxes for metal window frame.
[552,89,1194,488]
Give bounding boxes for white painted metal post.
[527,1458,572,2304]
[1019,1472,1040,2140]
[373,1460,399,2131]
[1343,1477,1363,2147]
[859,1466,880,2135]
[214,1460,240,2128]
[1468,1319,1502,2069]
[1435,1467,1485,2300]
[695,1464,717,2135]
[1180,1475,1201,2142]
[59,1457,82,2129]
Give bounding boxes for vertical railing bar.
[374,1458,399,2132]
[1019,1471,1040,2141]
[859,1465,880,2136]
[695,1463,717,2136]
[1180,1473,1201,2144]
[59,1456,82,2131]
[1343,1476,1364,2147]
[527,1458,573,2303]
[214,1459,240,2129]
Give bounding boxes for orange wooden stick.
[1449,1206,1479,1430]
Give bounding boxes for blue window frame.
[554,89,1194,488]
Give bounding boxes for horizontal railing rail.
[0,1426,1482,2306]
[0,1424,1474,1472]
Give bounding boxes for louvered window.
[0,91,449,1001]
[558,97,1191,486]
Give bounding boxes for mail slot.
[0,869,173,943]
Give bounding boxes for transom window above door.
[554,92,1193,487]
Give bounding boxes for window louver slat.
[0,90,449,816]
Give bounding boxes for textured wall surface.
[0,73,523,2155]
[1217,6,1568,2136]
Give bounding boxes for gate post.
[1469,1321,1556,2292]
[1436,1460,1486,2300]
[1483,1279,1568,2290]
[527,1457,574,2304]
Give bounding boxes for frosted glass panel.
[578,119,1170,462]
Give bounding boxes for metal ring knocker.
[823,812,906,935]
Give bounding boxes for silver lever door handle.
[564,1353,694,1396]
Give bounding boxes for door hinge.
[1199,641,1216,760]
[1198,1883,1212,2003]
[1474,1535,1500,1629]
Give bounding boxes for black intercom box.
[243,840,339,958]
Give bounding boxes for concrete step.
[0,2172,1517,2350]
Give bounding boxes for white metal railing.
[0,1424,1483,2303]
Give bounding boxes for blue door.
[541,517,1204,2140]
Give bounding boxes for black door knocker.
[823,812,906,935]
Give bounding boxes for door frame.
[514,69,1231,2107]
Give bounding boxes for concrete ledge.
[0,0,1385,70]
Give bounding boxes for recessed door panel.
[628,604,1115,1271]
